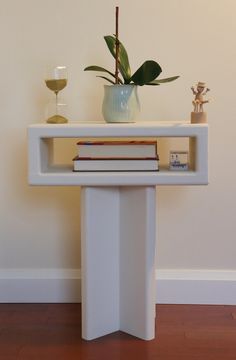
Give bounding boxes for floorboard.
[0,304,236,359]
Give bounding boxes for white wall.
[1,0,236,303]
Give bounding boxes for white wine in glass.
[45,66,68,123]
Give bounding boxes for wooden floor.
[0,304,236,360]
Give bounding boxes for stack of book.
[73,140,159,172]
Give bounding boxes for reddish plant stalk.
[115,6,119,84]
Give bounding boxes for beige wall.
[1,0,236,281]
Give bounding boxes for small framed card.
[169,151,189,171]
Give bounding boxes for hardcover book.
[76,140,157,159]
[73,156,159,172]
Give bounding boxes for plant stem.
[115,6,119,84]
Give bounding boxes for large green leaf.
[104,35,131,83]
[130,61,162,86]
[84,65,123,84]
[149,76,180,85]
[145,82,160,86]
[84,65,115,78]
[96,76,116,84]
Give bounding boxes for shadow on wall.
[6,132,81,267]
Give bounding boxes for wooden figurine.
[191,82,210,123]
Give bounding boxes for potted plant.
[84,7,179,123]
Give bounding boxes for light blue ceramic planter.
[102,84,140,123]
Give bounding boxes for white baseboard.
[0,269,81,303]
[1,269,236,305]
[156,269,236,305]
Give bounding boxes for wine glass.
[45,66,68,123]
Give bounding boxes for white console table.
[28,122,208,341]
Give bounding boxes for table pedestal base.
[81,186,157,340]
